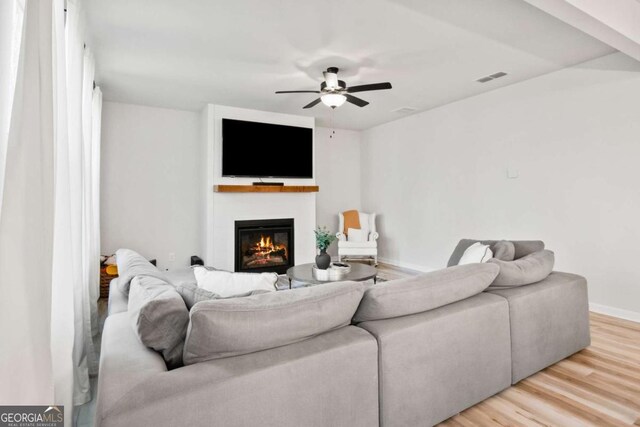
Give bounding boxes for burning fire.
[258,235,272,248]
[243,234,288,267]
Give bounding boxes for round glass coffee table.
[286,263,377,289]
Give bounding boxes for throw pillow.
[193,267,277,298]
[491,241,515,261]
[488,250,555,289]
[128,275,189,369]
[176,282,271,309]
[347,227,367,242]
[458,242,493,265]
[447,239,545,266]
[183,281,365,364]
[343,209,361,235]
[353,263,500,322]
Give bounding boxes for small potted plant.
[314,226,336,270]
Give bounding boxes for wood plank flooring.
[372,260,640,427]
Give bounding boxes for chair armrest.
[336,232,346,242]
[369,232,379,242]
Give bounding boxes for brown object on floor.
[343,210,361,236]
[100,267,118,299]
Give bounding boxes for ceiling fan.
[275,67,392,109]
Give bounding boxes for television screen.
[222,118,313,178]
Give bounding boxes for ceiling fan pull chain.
[329,109,335,139]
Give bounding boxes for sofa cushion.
[353,263,499,322]
[176,282,271,309]
[358,293,511,426]
[447,239,545,266]
[116,248,170,295]
[128,276,190,369]
[511,240,545,259]
[193,267,277,298]
[164,267,197,287]
[488,250,555,289]
[492,240,515,261]
[487,272,590,383]
[183,281,365,364]
[107,278,128,316]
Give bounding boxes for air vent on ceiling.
[476,71,508,83]
[392,107,418,114]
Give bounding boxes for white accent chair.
[336,212,379,265]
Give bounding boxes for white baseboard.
[377,257,435,273]
[589,303,640,323]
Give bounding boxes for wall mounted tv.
[222,118,313,178]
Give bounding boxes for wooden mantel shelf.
[213,185,319,193]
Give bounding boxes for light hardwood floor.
[376,263,640,427]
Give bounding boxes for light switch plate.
[507,168,519,179]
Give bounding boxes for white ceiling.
[85,0,614,130]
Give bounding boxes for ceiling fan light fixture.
[321,93,346,108]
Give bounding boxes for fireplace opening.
[235,218,294,274]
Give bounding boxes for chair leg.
[374,256,378,267]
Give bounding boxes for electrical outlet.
[168,252,176,262]
[507,167,519,179]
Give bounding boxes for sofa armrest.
[96,326,379,427]
[336,232,346,242]
[96,313,167,426]
[369,232,379,242]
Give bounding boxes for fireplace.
[235,218,294,274]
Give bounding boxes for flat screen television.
[222,118,313,178]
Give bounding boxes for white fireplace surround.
[202,105,316,270]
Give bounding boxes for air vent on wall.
[392,107,418,114]
[476,71,508,83]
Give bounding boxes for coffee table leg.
[288,277,292,289]
[374,276,377,284]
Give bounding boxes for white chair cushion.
[338,240,377,249]
[347,228,367,242]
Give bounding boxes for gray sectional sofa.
[96,241,590,427]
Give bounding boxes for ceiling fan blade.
[275,90,320,94]
[345,94,369,107]
[347,82,392,93]
[303,98,322,109]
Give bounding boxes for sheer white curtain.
[0,0,59,405]
[81,46,100,377]
[65,0,99,404]
[0,0,102,423]
[0,0,24,214]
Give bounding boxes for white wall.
[101,102,201,270]
[361,52,640,317]
[101,102,359,270]
[315,127,362,256]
